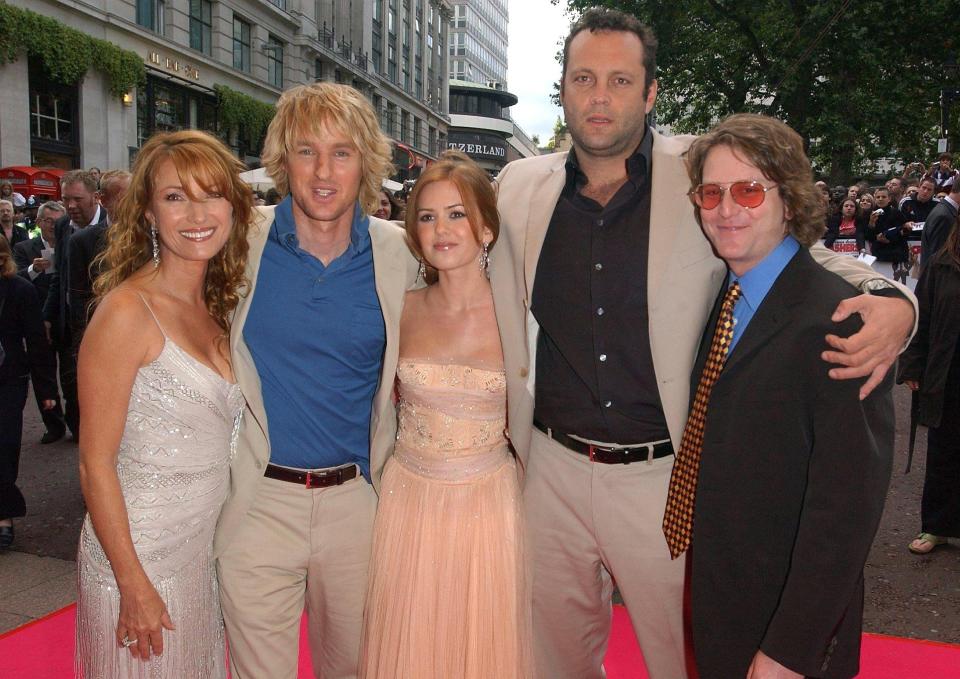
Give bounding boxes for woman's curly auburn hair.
[93,130,252,333]
[685,113,826,247]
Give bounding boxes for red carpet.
[2,603,958,678]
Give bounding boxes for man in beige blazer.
[490,9,917,679]
[213,84,417,679]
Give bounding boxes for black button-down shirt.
[531,128,671,444]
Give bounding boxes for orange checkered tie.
[663,281,742,559]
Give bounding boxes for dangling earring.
[416,259,426,283]
[150,224,160,269]
[479,241,490,276]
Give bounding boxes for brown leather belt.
[264,463,358,488]
[534,420,673,464]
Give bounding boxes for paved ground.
[2,382,958,641]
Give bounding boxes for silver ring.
[122,635,138,647]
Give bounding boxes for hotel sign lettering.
[148,51,201,80]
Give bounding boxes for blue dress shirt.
[728,236,801,352]
[244,196,385,478]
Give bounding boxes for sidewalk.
[0,550,76,634]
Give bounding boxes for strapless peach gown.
[359,360,533,679]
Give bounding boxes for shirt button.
[599,354,607,362]
[603,400,612,408]
[594,263,603,271]
[597,307,604,316]
[597,218,604,226]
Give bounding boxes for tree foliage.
[214,84,275,146]
[558,0,959,182]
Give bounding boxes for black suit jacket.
[67,221,108,337]
[690,248,894,679]
[920,198,958,269]
[0,275,57,398]
[13,236,55,304]
[43,209,105,339]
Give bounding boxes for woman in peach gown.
[359,152,532,679]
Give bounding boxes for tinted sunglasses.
[688,181,779,210]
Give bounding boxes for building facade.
[447,0,507,88]
[0,0,450,174]
[445,2,536,171]
[447,78,536,174]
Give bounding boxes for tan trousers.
[217,473,377,679]
[524,430,691,679]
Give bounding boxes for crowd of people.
[0,6,957,679]
[818,154,960,285]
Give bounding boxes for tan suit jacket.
[492,129,917,468]
[214,206,419,556]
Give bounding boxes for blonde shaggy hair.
[685,113,826,247]
[260,82,394,216]
[93,130,253,333]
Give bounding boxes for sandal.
[908,533,947,555]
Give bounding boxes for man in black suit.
[672,115,894,679]
[43,170,104,441]
[919,181,959,270]
[14,201,68,443]
[67,170,130,342]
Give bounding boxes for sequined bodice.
[394,360,509,480]
[79,338,244,580]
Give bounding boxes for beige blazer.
[492,129,917,471]
[214,206,419,556]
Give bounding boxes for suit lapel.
[231,207,274,442]
[723,251,807,376]
[522,155,566,299]
[647,130,697,302]
[369,219,406,352]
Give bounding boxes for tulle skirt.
[359,448,534,679]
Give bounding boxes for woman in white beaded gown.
[359,151,533,679]
[75,130,252,677]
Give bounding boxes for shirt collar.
[272,195,371,257]
[564,125,653,193]
[71,204,101,229]
[944,195,959,211]
[727,235,800,312]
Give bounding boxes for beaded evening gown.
[359,360,533,679]
[75,305,243,679]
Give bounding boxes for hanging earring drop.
[416,259,426,283]
[150,224,160,268]
[479,241,490,276]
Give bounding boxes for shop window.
[28,59,79,168]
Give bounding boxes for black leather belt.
[264,463,358,488]
[534,420,674,464]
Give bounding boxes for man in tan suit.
[214,84,417,678]
[490,8,917,679]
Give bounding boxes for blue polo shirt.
[244,196,385,478]
[728,236,800,352]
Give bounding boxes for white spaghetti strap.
[135,292,168,338]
